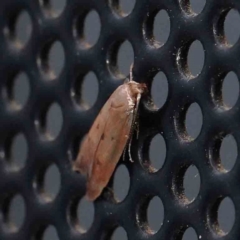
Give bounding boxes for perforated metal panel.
[0,0,240,240]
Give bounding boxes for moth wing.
[73,99,112,176]
[86,105,134,200]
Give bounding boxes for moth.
[73,73,147,201]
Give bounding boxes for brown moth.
[73,73,147,201]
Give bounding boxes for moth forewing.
[74,98,112,176]
[73,81,147,201]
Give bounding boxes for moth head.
[138,83,148,94]
[127,81,148,97]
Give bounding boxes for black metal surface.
[0,0,240,239]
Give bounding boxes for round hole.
[119,0,135,15]
[220,135,237,171]
[2,72,30,111]
[177,41,205,79]
[38,41,65,80]
[81,72,99,109]
[35,164,61,202]
[43,226,59,240]
[39,0,66,18]
[183,165,200,202]
[151,72,168,109]
[153,10,170,46]
[44,164,61,200]
[46,103,63,140]
[180,0,206,15]
[84,11,101,47]
[77,198,94,232]
[149,134,166,171]
[73,10,101,48]
[4,10,32,48]
[182,227,198,240]
[12,72,30,109]
[3,194,26,232]
[185,103,203,140]
[15,11,32,47]
[187,40,205,78]
[224,9,240,46]
[189,0,206,14]
[72,72,99,110]
[217,197,235,234]
[222,72,239,109]
[108,41,134,78]
[109,0,136,16]
[117,41,134,77]
[9,195,26,231]
[48,41,65,78]
[111,227,128,240]
[113,165,130,202]
[147,196,164,234]
[209,134,238,172]
[8,133,28,170]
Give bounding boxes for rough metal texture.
[0,0,239,239]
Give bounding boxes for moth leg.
[133,93,141,126]
[122,144,127,161]
[129,63,134,82]
[135,117,140,139]
[124,64,134,84]
[127,92,142,162]
[128,136,134,162]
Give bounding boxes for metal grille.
[0,0,240,239]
